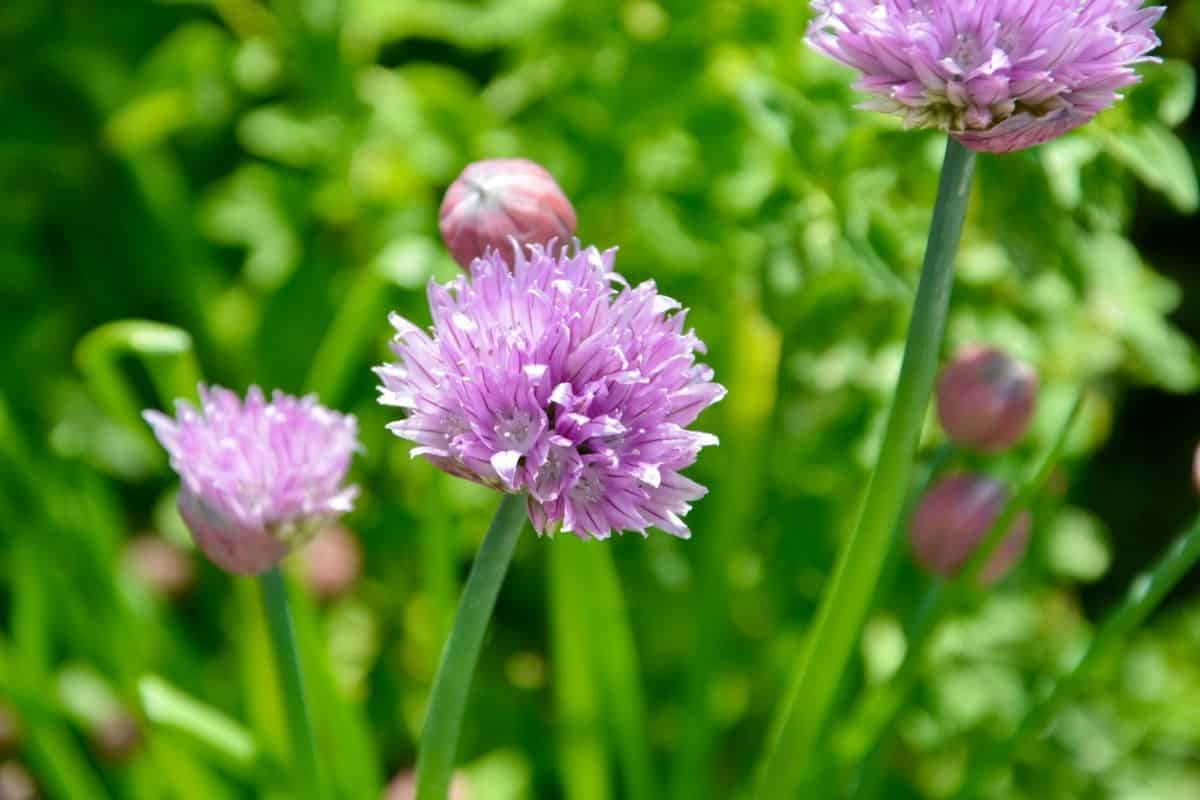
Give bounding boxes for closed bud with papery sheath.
[439,158,577,269]
[910,473,1031,584]
[144,386,361,575]
[936,345,1037,453]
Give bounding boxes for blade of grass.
[549,538,613,800]
[304,265,390,407]
[5,547,108,800]
[286,571,384,798]
[139,674,260,775]
[673,292,780,800]
[586,545,657,800]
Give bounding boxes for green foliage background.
[2,0,1199,798]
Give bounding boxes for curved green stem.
[958,512,1200,797]
[754,137,975,798]
[416,492,528,800]
[259,567,325,800]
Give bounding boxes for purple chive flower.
[376,243,725,540]
[806,0,1165,153]
[144,386,360,575]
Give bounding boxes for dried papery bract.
[439,158,577,269]
[910,473,1032,584]
[806,0,1165,153]
[936,345,1038,453]
[144,386,361,575]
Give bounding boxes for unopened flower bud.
[439,158,577,269]
[384,769,471,800]
[0,761,37,800]
[303,525,362,602]
[936,345,1038,453]
[124,535,196,599]
[91,712,142,764]
[910,474,1031,584]
[0,706,19,759]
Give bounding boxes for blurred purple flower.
[806,0,1165,152]
[377,243,725,540]
[144,386,360,575]
[910,473,1031,583]
[936,344,1038,452]
[439,158,577,269]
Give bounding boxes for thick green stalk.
[755,137,975,798]
[416,493,528,800]
[258,567,324,800]
[958,512,1200,796]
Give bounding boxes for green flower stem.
[838,388,1085,786]
[417,492,528,800]
[754,137,975,798]
[258,567,325,800]
[958,511,1200,797]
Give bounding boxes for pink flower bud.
[124,535,196,599]
[0,705,20,759]
[439,158,577,269]
[302,525,362,602]
[0,761,36,800]
[384,770,471,800]
[91,712,142,764]
[936,345,1038,453]
[910,474,1031,584]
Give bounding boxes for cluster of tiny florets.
[807,0,1165,152]
[376,243,725,540]
[144,386,360,573]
